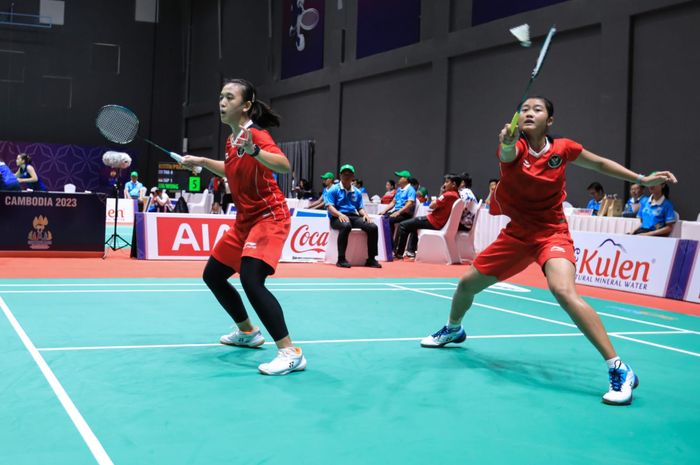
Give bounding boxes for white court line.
[0,281,456,288]
[35,330,687,353]
[0,297,114,465]
[0,287,458,294]
[481,288,700,335]
[387,284,700,358]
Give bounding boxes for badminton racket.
[95,105,202,174]
[509,25,557,136]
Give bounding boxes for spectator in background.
[484,178,499,207]
[307,172,335,209]
[458,171,478,231]
[124,171,145,211]
[326,164,382,269]
[586,181,605,215]
[352,179,368,195]
[211,201,223,214]
[622,183,644,218]
[291,178,314,200]
[632,182,676,236]
[15,153,47,191]
[408,177,420,192]
[416,186,429,205]
[381,169,417,241]
[380,179,396,204]
[394,174,462,259]
[208,176,227,208]
[0,160,21,191]
[147,187,172,213]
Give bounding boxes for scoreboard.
[157,162,202,192]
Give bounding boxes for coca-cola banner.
[572,231,681,297]
[281,213,329,262]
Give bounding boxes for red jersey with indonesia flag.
[490,136,582,229]
[224,123,290,226]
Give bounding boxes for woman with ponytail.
[181,79,306,376]
[15,153,47,191]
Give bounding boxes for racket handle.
[170,152,202,175]
[508,111,520,137]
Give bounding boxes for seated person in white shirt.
[326,164,382,269]
[622,183,644,218]
[458,171,478,231]
[147,187,171,212]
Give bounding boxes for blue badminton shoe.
[420,325,467,347]
[602,360,639,405]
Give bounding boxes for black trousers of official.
[330,214,379,260]
[395,216,436,256]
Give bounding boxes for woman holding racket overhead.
[421,96,677,405]
[181,78,305,376]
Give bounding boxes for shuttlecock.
[510,23,531,47]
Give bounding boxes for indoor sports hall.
[1,1,699,465]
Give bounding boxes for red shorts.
[472,223,575,281]
[212,217,291,274]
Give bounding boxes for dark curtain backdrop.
[278,140,315,198]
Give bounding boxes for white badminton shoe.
[420,325,467,347]
[602,360,639,405]
[258,347,307,376]
[220,328,265,348]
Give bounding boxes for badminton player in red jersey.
[421,96,677,405]
[181,79,305,376]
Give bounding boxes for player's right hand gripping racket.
[509,25,557,136]
[95,104,202,174]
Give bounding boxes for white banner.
[281,215,330,262]
[684,246,700,303]
[572,231,678,297]
[106,198,136,225]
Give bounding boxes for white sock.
[447,322,462,330]
[606,356,621,369]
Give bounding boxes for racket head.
[96,105,140,144]
[531,26,556,78]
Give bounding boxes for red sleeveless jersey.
[490,136,582,228]
[224,124,290,225]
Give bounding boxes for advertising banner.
[281,212,329,262]
[0,192,106,257]
[683,242,700,303]
[572,231,678,297]
[105,198,136,224]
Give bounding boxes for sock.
[447,322,462,330]
[606,356,621,369]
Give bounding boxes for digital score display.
[157,162,202,193]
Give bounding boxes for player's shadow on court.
[444,347,600,397]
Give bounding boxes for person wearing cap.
[380,169,417,241]
[308,171,336,209]
[416,186,429,205]
[124,171,145,211]
[394,173,462,260]
[147,186,172,213]
[326,164,382,268]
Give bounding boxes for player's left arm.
[572,149,677,187]
[237,128,290,174]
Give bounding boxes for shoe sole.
[220,338,265,348]
[602,375,639,406]
[420,332,467,348]
[258,357,307,376]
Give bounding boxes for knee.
[338,222,352,232]
[239,270,264,294]
[549,283,577,305]
[202,264,222,289]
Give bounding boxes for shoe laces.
[431,326,451,338]
[608,360,627,392]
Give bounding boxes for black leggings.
[202,256,289,341]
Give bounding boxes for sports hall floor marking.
[34,330,686,352]
[0,297,114,465]
[386,283,700,357]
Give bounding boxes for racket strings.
[96,107,139,144]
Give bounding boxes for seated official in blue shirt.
[381,169,417,230]
[308,171,335,210]
[586,181,605,215]
[632,183,676,237]
[326,164,382,269]
[622,183,644,218]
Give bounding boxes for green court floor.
[1,278,698,465]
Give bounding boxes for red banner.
[155,216,236,257]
